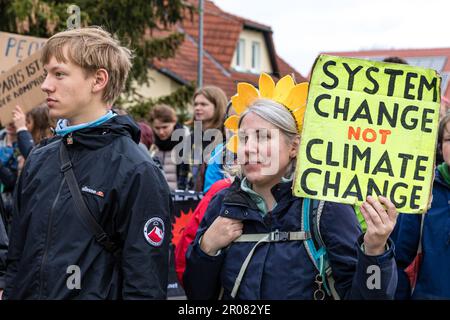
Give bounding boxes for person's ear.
[290,135,300,158]
[92,68,109,94]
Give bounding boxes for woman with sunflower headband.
[183,73,398,300]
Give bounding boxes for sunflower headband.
[224,73,309,153]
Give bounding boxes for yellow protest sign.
[294,54,441,213]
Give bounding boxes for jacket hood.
[61,114,141,150]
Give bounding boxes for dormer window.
[251,41,261,72]
[236,38,245,69]
[232,29,273,74]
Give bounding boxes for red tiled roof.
[151,0,305,99]
[277,56,306,84]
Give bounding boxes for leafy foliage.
[0,0,196,119]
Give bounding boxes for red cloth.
[175,178,232,286]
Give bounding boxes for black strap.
[59,142,121,256]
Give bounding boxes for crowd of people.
[0,26,449,300]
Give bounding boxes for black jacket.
[0,206,7,289]
[4,115,172,299]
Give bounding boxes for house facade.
[138,0,305,100]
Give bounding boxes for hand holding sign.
[360,195,398,256]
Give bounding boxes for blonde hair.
[41,26,133,104]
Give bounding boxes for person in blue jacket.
[203,102,236,193]
[184,95,399,300]
[392,112,450,299]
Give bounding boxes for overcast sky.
[213,0,450,76]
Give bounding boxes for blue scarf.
[55,110,116,136]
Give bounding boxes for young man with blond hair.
[2,27,172,299]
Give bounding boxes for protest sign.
[294,54,441,213]
[0,49,46,125]
[0,31,46,73]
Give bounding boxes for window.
[236,39,245,69]
[252,41,261,72]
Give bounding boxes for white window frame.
[236,38,246,70]
[251,41,261,72]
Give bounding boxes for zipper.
[38,177,65,299]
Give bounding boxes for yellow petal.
[283,82,309,110]
[231,95,246,115]
[273,75,295,104]
[226,135,239,153]
[259,73,275,99]
[231,82,259,115]
[224,115,240,131]
[292,106,306,131]
[238,82,259,104]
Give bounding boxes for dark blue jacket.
[392,168,450,299]
[4,115,172,300]
[0,211,7,289]
[184,179,397,300]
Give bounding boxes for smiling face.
[41,46,98,122]
[238,112,298,187]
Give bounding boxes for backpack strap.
[302,198,340,300]
[59,142,121,257]
[234,231,310,242]
[230,230,310,298]
[228,197,342,300]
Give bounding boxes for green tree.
[0,0,196,120]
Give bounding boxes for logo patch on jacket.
[144,217,165,247]
[81,186,104,198]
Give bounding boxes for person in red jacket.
[175,178,232,285]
